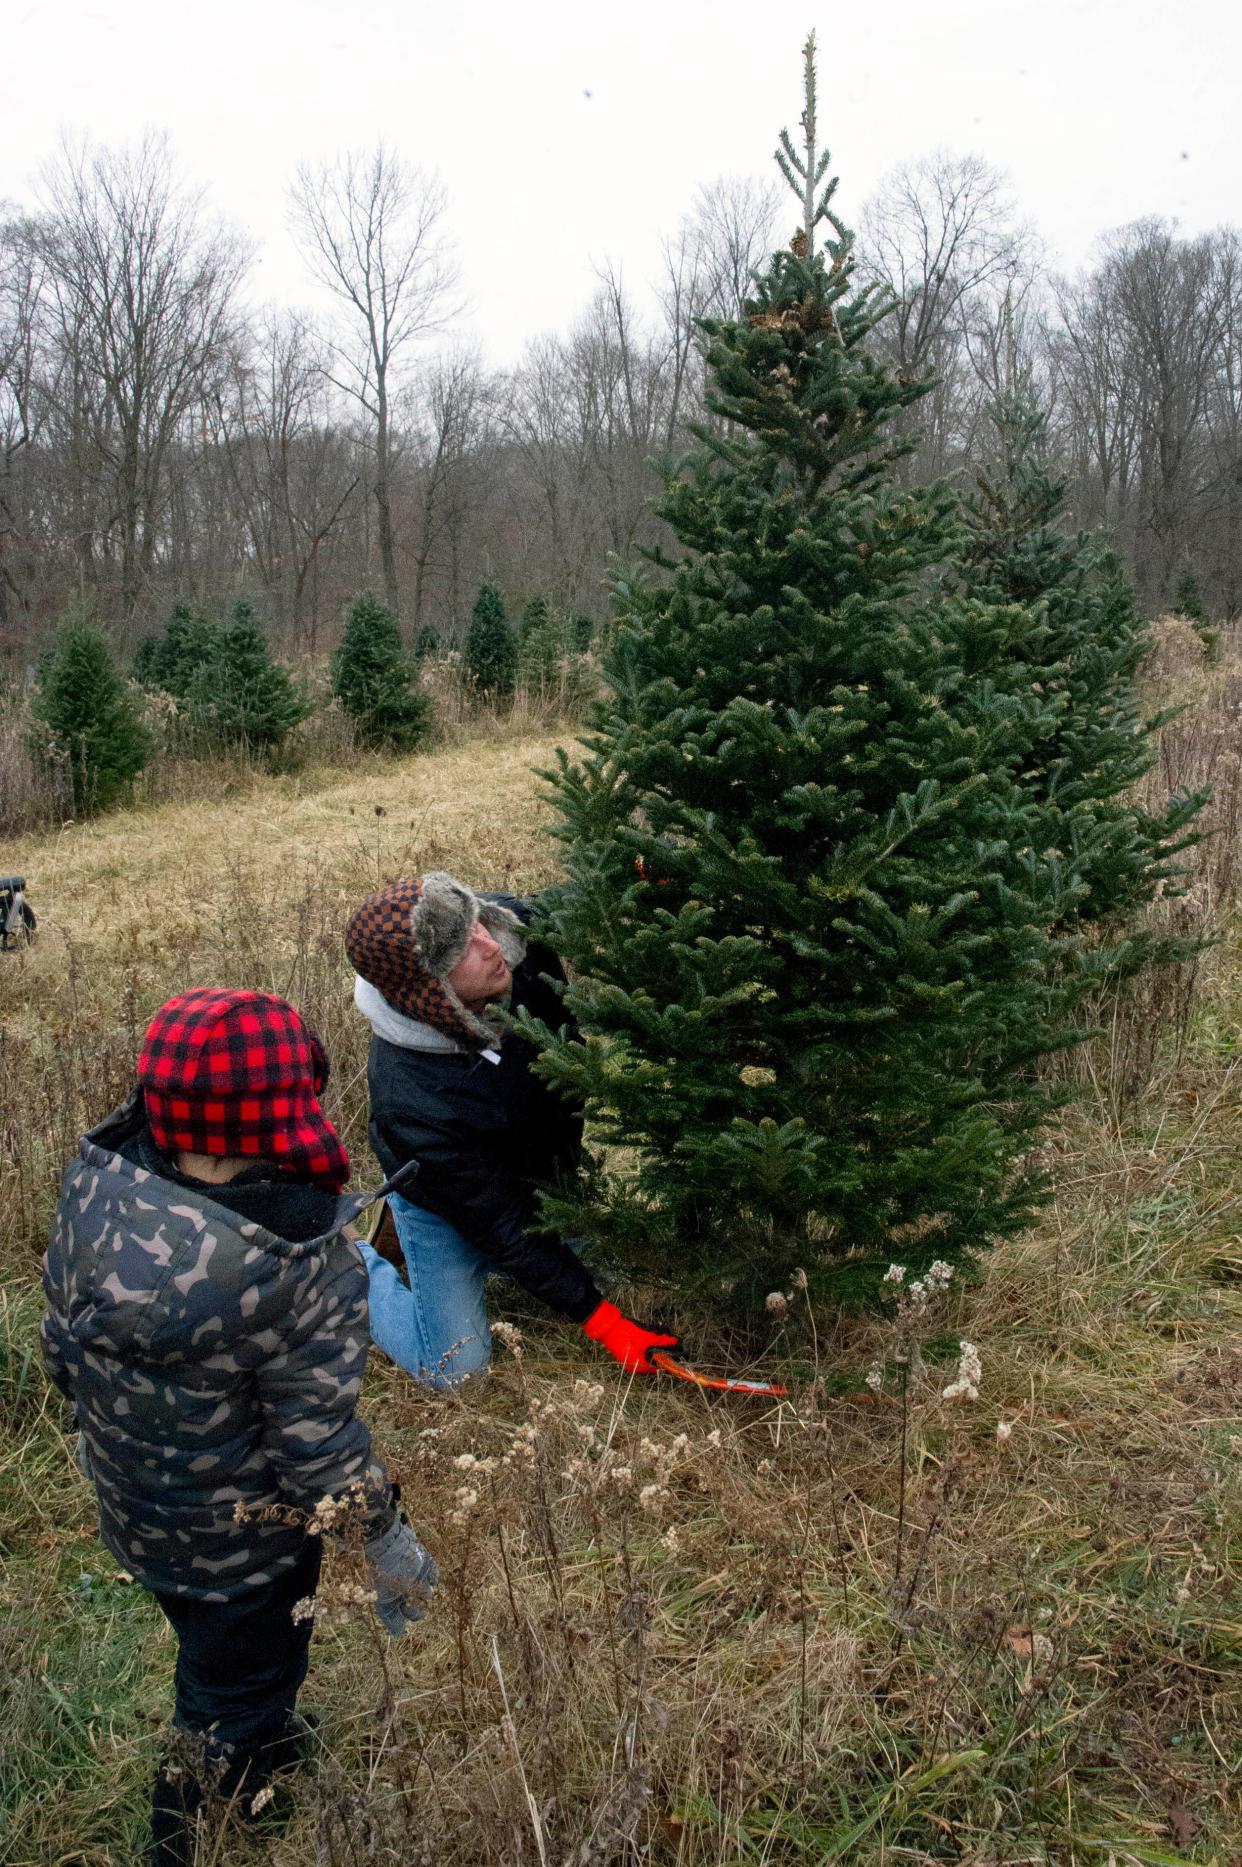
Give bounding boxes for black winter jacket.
[365,903,601,1321]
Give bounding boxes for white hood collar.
[353,974,468,1053]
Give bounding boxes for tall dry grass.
[1,629,1240,1864]
[1046,617,1242,1106]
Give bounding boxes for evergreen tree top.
[472,583,507,622]
[669,44,934,521]
[774,31,852,285]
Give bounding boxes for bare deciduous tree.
[290,144,456,619]
[407,346,490,633]
[0,213,52,645]
[38,133,246,619]
[660,175,779,440]
[859,152,1035,477]
[214,312,361,648]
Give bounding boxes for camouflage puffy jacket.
[41,1094,394,1599]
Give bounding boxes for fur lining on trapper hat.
[410,872,482,978]
[345,874,525,1049]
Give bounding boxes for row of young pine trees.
[25,38,1205,1307]
[26,582,593,812]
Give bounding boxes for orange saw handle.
[650,1350,787,1397]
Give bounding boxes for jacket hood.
[353,973,473,1053]
[54,1093,364,1368]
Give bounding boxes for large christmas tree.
[520,41,1145,1305]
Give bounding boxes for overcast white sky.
[4,0,1239,365]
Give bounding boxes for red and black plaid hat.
[137,987,350,1191]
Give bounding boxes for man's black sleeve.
[372,1078,601,1323]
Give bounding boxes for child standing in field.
[40,987,437,1866]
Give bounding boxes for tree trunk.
[375,376,399,617]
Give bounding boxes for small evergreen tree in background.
[1174,569,1206,624]
[960,374,1203,943]
[185,601,309,753]
[517,600,568,692]
[571,612,595,653]
[1173,567,1218,656]
[412,623,441,661]
[133,604,222,698]
[520,39,1179,1310]
[519,595,551,641]
[516,600,594,711]
[34,614,150,812]
[332,593,432,751]
[464,584,516,697]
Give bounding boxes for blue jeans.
[360,1193,491,1387]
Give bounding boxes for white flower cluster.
[504,1421,539,1468]
[451,1485,479,1526]
[307,1489,352,1535]
[453,1450,498,1475]
[491,1319,525,1360]
[942,1339,982,1402]
[635,1432,689,1516]
[884,1258,954,1317]
[333,1580,380,1607]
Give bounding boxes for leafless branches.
[290,144,457,616]
[36,132,247,618]
[2,125,1241,661]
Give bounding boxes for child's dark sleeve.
[255,1237,396,1539]
[41,1223,79,1408]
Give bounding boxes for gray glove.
[365,1515,439,1636]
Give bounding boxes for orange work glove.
[582,1299,680,1373]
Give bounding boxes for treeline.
[1,135,1239,664]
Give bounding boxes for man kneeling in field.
[345,872,678,1386]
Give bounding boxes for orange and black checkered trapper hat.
[344,873,524,1047]
[138,987,350,1191]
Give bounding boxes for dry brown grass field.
[2,633,1241,1865]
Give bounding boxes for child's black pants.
[148,1536,322,1865]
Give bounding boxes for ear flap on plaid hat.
[411,872,479,977]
